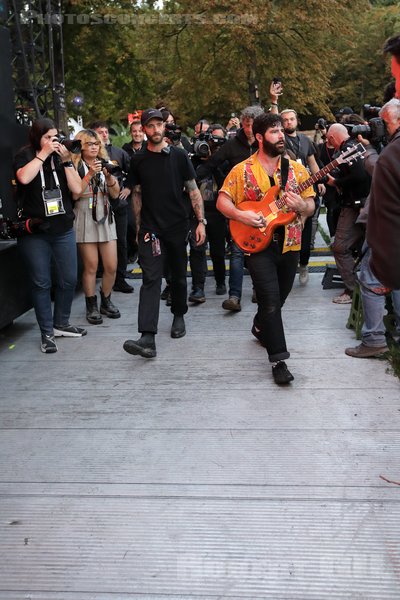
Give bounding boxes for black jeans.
[113,203,128,283]
[189,235,207,291]
[246,239,299,363]
[138,228,188,334]
[205,210,226,285]
[299,216,312,267]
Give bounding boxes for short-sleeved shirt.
[14,146,75,234]
[127,145,196,235]
[220,151,314,253]
[284,132,315,167]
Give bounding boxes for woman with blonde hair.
[72,129,121,324]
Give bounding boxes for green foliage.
[329,4,400,112]
[62,0,398,127]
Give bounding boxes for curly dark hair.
[252,112,283,138]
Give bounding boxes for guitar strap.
[280,156,289,191]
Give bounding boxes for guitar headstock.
[336,143,366,165]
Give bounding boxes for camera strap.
[39,157,65,217]
[39,157,61,191]
[82,163,111,226]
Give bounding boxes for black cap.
[337,106,353,115]
[141,108,164,126]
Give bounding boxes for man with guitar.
[216,112,315,385]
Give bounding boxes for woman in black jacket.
[14,118,86,353]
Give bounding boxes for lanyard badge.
[40,158,66,217]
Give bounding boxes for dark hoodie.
[202,127,258,177]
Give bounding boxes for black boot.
[123,333,156,358]
[171,315,186,338]
[100,289,121,319]
[85,295,103,325]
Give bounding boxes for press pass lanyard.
[39,157,65,216]
[39,157,61,193]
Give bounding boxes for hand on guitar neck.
[285,189,309,214]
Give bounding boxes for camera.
[363,104,381,118]
[98,159,119,174]
[0,217,48,240]
[165,123,182,143]
[53,135,81,154]
[192,130,226,158]
[315,117,328,130]
[349,117,386,146]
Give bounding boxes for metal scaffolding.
[7,0,67,131]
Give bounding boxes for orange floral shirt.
[220,151,315,253]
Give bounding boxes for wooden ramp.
[0,271,399,599]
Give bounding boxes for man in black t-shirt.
[281,109,325,286]
[123,108,206,358]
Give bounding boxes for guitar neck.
[297,157,340,193]
[277,157,340,209]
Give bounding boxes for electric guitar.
[229,143,366,253]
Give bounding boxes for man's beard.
[284,126,296,135]
[147,132,163,144]
[262,139,285,157]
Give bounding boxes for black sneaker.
[272,361,294,385]
[40,334,58,354]
[53,324,88,337]
[113,279,134,293]
[189,288,206,303]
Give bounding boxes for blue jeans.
[228,241,244,299]
[18,228,78,335]
[359,245,400,346]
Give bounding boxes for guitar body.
[229,185,296,253]
[228,144,366,254]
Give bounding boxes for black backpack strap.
[280,156,289,190]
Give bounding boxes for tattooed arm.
[132,184,142,241]
[185,179,206,245]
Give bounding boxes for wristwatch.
[62,160,74,167]
[198,218,207,225]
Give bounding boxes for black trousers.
[205,210,226,285]
[246,239,299,363]
[113,204,128,283]
[138,228,188,334]
[189,236,207,291]
[126,197,138,260]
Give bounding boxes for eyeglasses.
[84,141,100,147]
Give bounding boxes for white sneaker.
[332,291,352,304]
[299,265,309,285]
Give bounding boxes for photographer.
[14,118,86,353]
[72,129,121,325]
[91,121,133,294]
[193,124,229,298]
[326,123,371,304]
[345,98,400,357]
[367,98,400,291]
[205,105,265,311]
[316,120,341,237]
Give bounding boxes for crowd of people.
[13,34,400,384]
